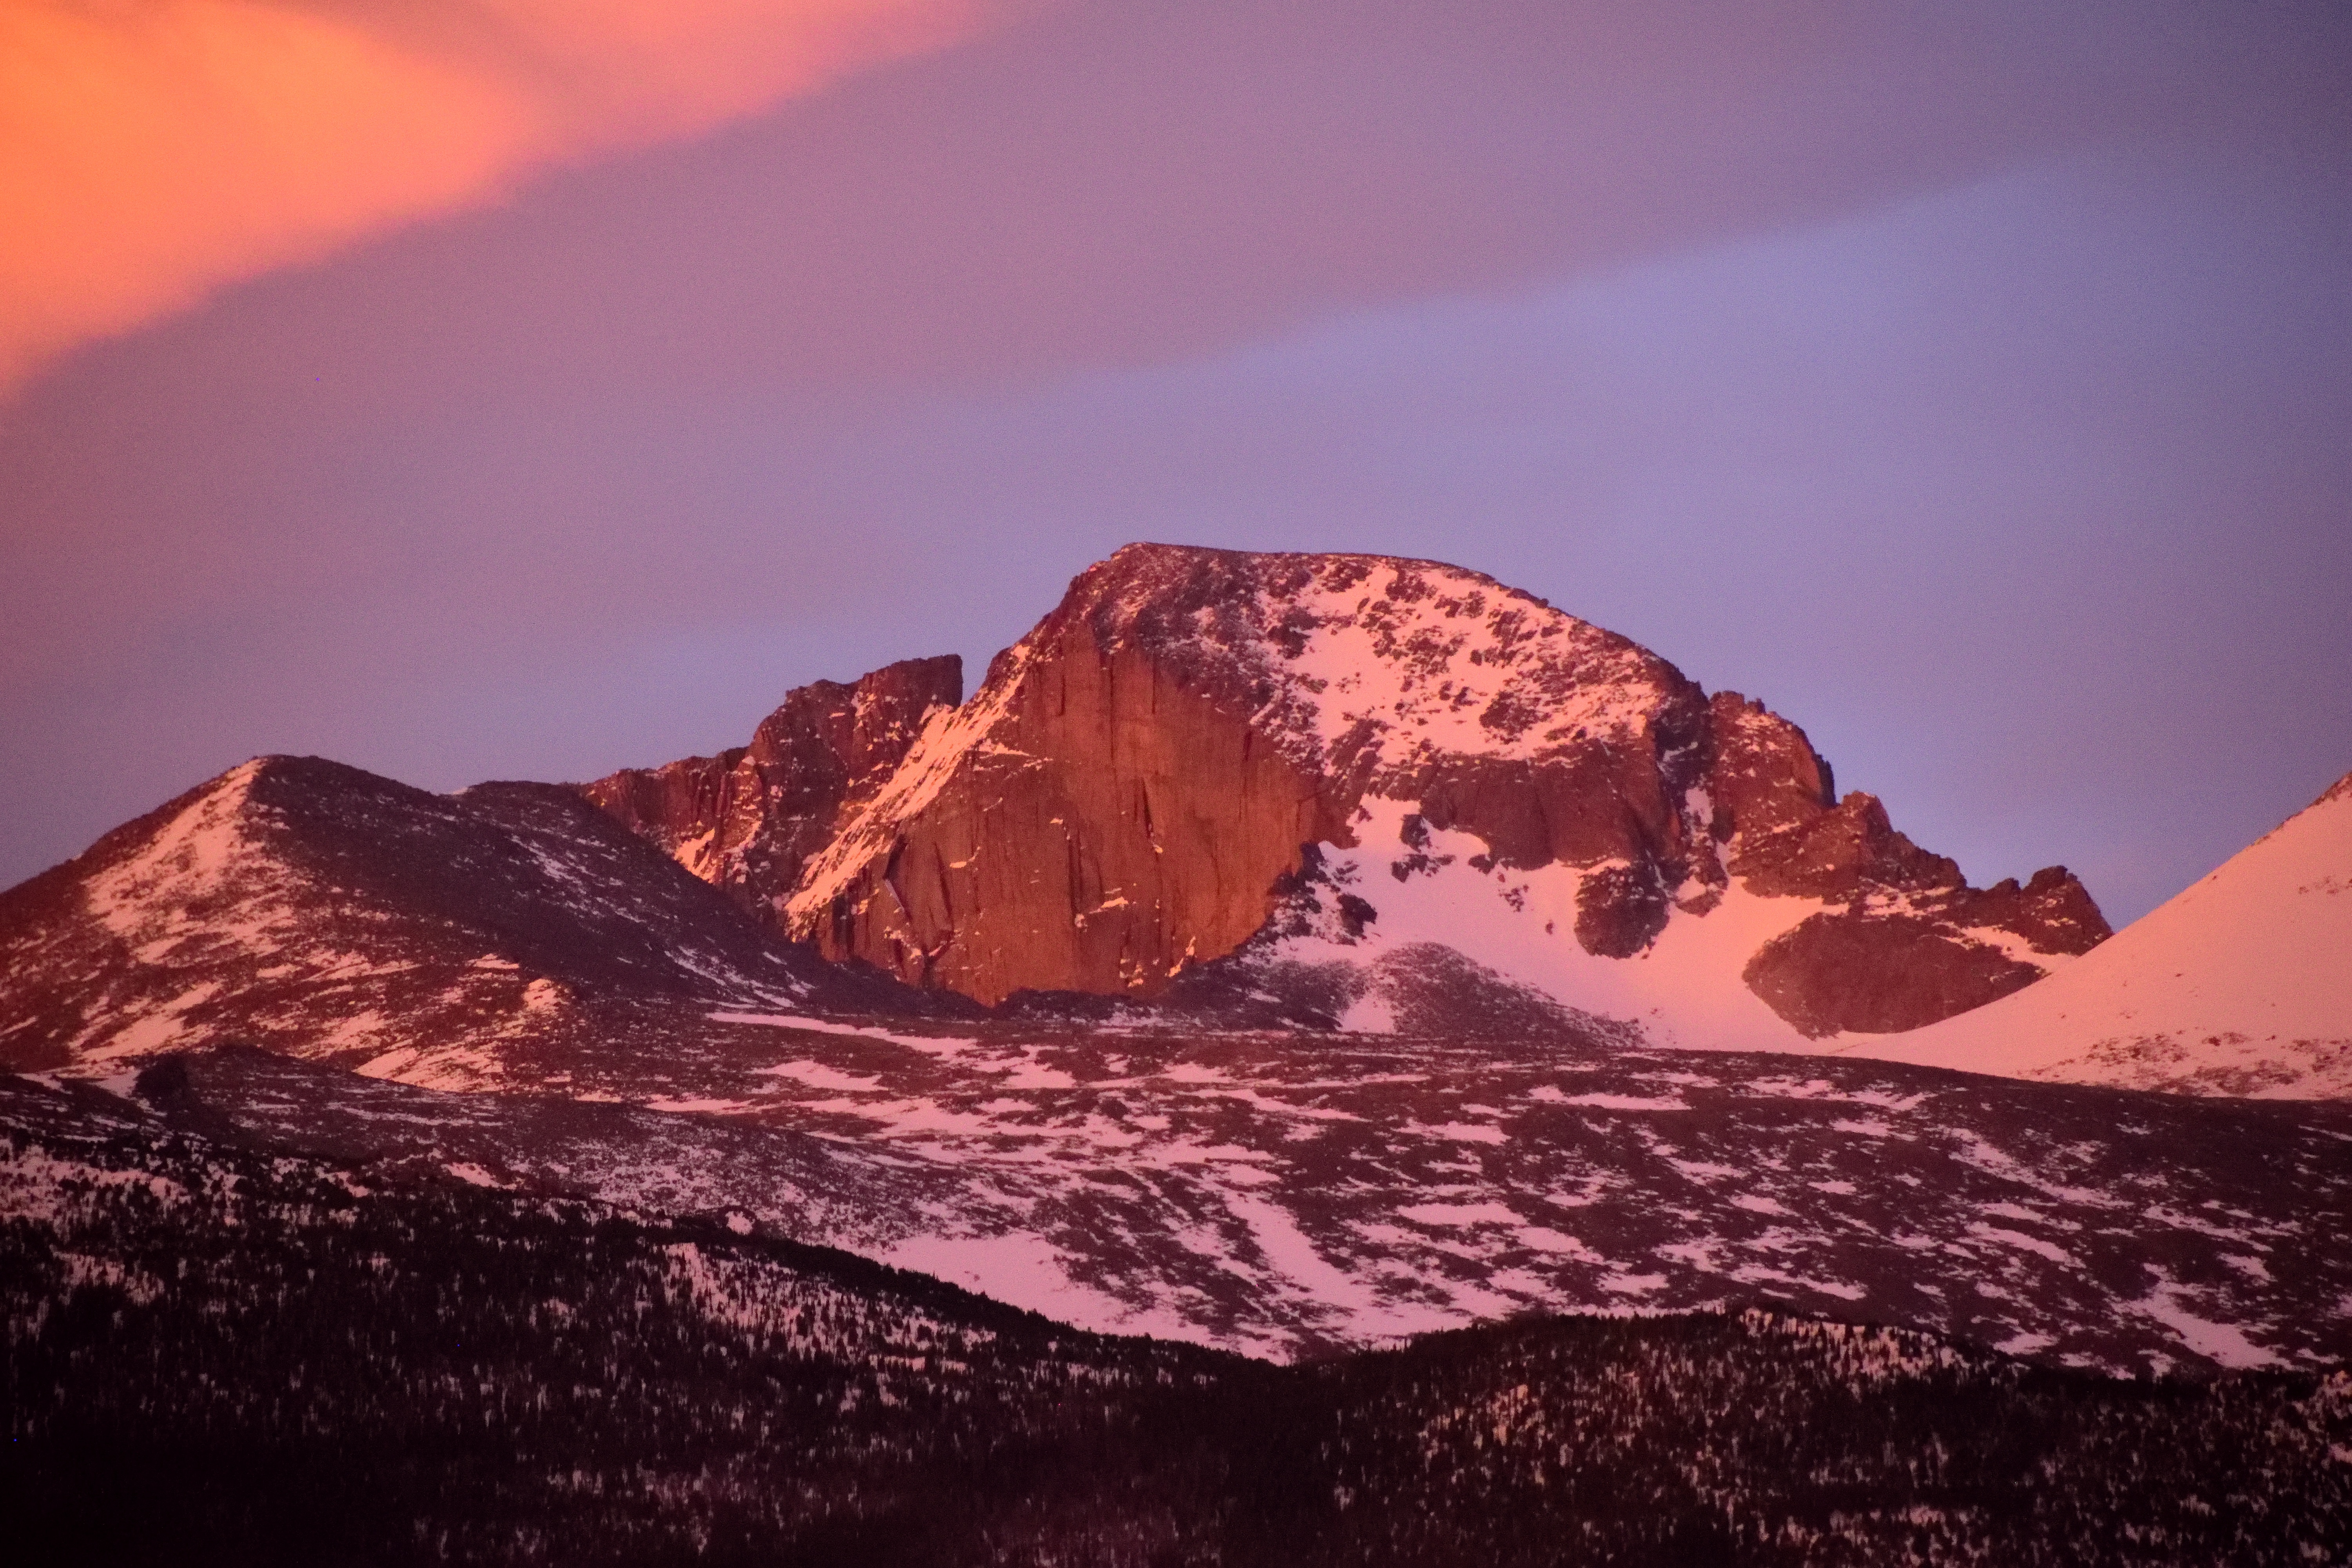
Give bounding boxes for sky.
[2,0,2348,926]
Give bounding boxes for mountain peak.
[17,548,2113,1055]
[757,546,2107,1028]
[1049,544,1691,781]
[0,752,916,1083]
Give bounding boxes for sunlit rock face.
[753,544,2107,1033]
[790,624,1354,1001]
[579,655,963,933]
[782,544,1707,1002]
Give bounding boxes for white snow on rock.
[1265,797,1826,1053]
[1842,773,2352,1098]
[1216,554,1682,769]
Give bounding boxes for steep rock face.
[778,545,2107,1032]
[797,622,1353,1001]
[786,546,1711,1002]
[579,656,960,932]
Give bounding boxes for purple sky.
[3,0,2348,924]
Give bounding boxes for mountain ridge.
[0,753,943,1084]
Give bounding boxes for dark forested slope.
[4,1071,2345,1566]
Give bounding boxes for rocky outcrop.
[579,656,960,933]
[1742,913,2046,1037]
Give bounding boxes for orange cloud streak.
[0,0,990,391]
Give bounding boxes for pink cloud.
[0,0,991,391]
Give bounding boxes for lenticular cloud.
[0,0,988,392]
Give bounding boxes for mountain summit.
[592,545,2107,1045]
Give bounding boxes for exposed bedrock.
[1949,866,2112,958]
[798,624,1352,1003]
[1733,790,1964,902]
[579,655,960,930]
[1743,912,2047,1037]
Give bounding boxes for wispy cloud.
[0,0,988,390]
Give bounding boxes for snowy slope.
[1243,798,1835,1053]
[86,1031,2352,1376]
[0,755,929,1085]
[1843,773,2352,1098]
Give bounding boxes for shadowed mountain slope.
[0,755,943,1086]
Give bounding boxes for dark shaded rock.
[1943,865,2114,956]
[1703,690,1835,851]
[1735,791,1964,902]
[1742,911,2045,1036]
[1572,862,1674,958]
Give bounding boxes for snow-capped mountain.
[3,546,2348,1552]
[624,544,2105,1047]
[1844,770,2352,1098]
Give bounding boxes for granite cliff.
[581,656,961,932]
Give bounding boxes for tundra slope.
[96,1035,2352,1376]
[5,1069,2345,1568]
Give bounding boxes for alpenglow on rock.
[581,656,962,931]
[588,545,2107,1044]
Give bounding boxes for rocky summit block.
[587,544,2107,1040]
